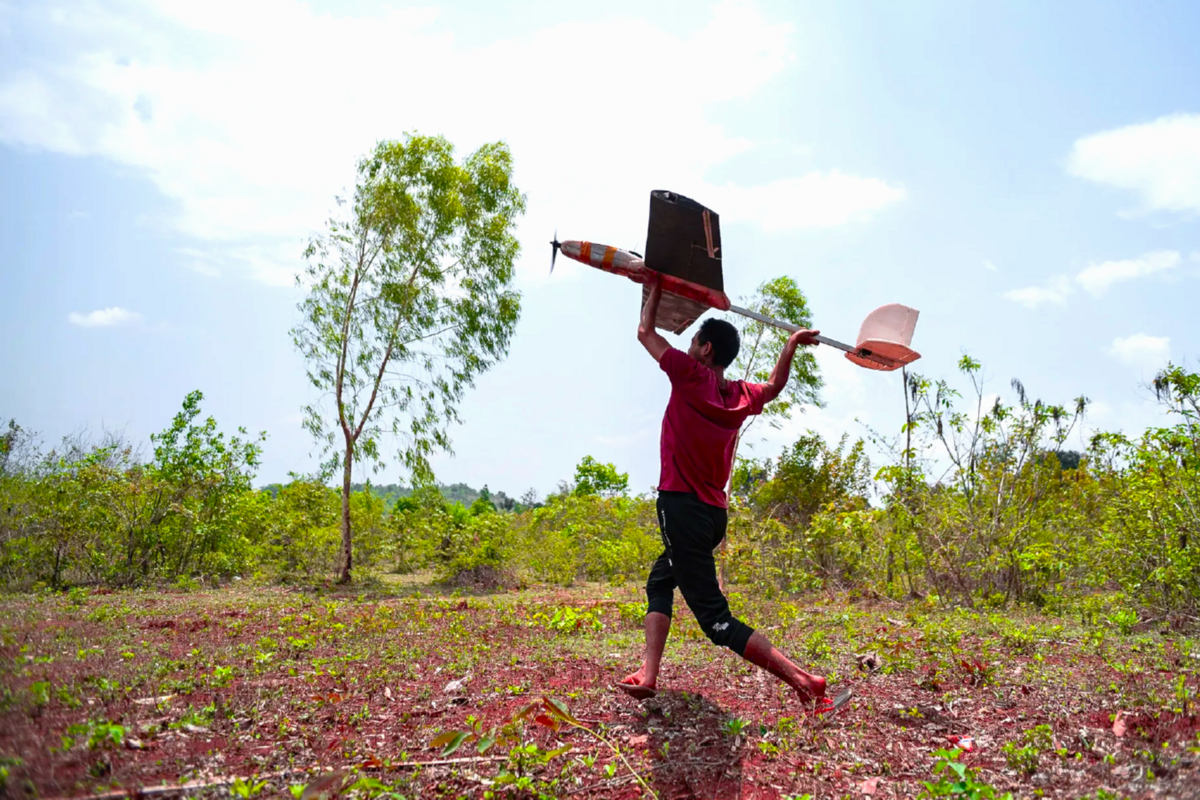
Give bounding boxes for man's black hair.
[697,318,740,368]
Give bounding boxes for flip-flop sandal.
[613,682,657,700]
[815,688,853,715]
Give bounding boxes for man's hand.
[637,272,670,362]
[788,328,821,348]
[627,264,659,285]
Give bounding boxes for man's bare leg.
[618,612,671,696]
[742,631,827,702]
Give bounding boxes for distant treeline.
[258,481,528,511]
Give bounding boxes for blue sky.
[2,0,1198,498]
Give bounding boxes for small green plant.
[1107,609,1139,635]
[0,756,24,792]
[1001,725,1054,775]
[959,657,997,686]
[722,718,749,737]
[63,720,126,751]
[921,749,1013,799]
[529,606,603,633]
[171,703,216,730]
[1000,625,1038,655]
[29,681,50,708]
[617,601,647,623]
[174,574,202,592]
[286,635,313,654]
[55,684,84,709]
[802,629,832,661]
[229,777,268,797]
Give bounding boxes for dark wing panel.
[644,190,724,292]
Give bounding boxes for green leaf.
[545,744,571,760]
[431,730,473,756]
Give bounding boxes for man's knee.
[645,583,674,618]
[698,613,753,656]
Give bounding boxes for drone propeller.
[550,230,561,274]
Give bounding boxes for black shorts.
[645,491,754,656]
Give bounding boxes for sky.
[2,0,1199,499]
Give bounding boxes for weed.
[63,720,125,751]
[1108,609,1139,635]
[55,684,83,709]
[171,703,216,730]
[29,681,50,708]
[722,718,750,737]
[210,665,234,687]
[921,748,1013,799]
[1000,625,1038,655]
[529,606,603,633]
[617,601,647,623]
[959,657,997,686]
[802,629,832,661]
[0,756,23,791]
[229,777,269,797]
[1001,724,1054,775]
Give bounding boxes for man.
[617,274,844,713]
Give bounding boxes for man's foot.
[813,688,853,715]
[795,674,827,704]
[615,667,657,700]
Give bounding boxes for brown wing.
[642,190,725,334]
[642,285,710,335]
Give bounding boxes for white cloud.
[712,171,905,231]
[0,1,903,286]
[983,260,997,272]
[1004,250,1187,308]
[67,307,143,328]
[1106,333,1171,371]
[1067,113,1200,215]
[1002,276,1073,309]
[1075,250,1181,296]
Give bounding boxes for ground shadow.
[630,689,746,800]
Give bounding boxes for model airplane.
[551,191,921,372]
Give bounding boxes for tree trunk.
[338,440,353,584]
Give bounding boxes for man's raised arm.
[636,274,671,362]
[761,327,821,403]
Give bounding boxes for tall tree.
[572,455,630,498]
[293,134,525,583]
[726,277,823,490]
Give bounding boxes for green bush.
[435,511,516,588]
[513,494,658,586]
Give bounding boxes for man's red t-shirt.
[657,347,769,509]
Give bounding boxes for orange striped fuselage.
[557,239,731,311]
